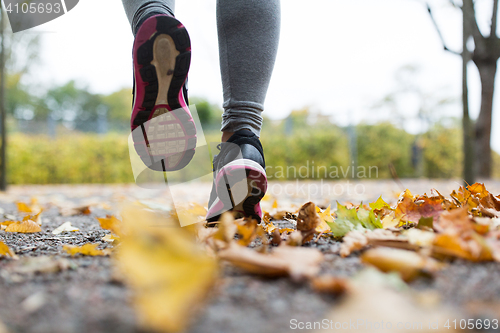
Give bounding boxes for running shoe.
[131,14,196,171]
[206,130,268,223]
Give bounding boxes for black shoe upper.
[207,130,265,212]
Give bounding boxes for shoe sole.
[131,15,196,171]
[206,159,267,222]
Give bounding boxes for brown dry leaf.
[218,242,323,281]
[297,202,321,232]
[361,247,444,282]
[311,276,350,296]
[341,229,413,257]
[115,204,217,333]
[432,208,494,261]
[433,233,493,261]
[340,231,368,257]
[97,215,122,236]
[5,220,41,233]
[60,205,91,217]
[0,241,17,259]
[395,190,444,223]
[286,230,303,246]
[271,229,282,245]
[63,243,109,256]
[52,221,79,235]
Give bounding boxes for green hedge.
[3,124,498,184]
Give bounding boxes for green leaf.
[417,217,433,229]
[326,202,383,237]
[369,196,390,210]
[357,208,383,230]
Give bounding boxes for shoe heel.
[214,159,267,221]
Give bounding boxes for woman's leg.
[122,0,175,35]
[217,0,281,139]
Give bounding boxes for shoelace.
[212,143,223,172]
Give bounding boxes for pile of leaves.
[1,182,499,333]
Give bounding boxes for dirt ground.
[1,180,500,333]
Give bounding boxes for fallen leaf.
[5,220,41,233]
[218,242,323,281]
[97,215,122,235]
[381,215,399,228]
[317,205,333,233]
[16,202,33,213]
[361,247,444,282]
[115,204,217,333]
[63,243,109,256]
[311,276,350,296]
[60,205,91,217]
[101,234,120,243]
[0,241,17,259]
[52,221,79,235]
[297,202,321,232]
[406,229,436,247]
[340,231,368,257]
[296,202,321,242]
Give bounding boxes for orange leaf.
[97,215,122,235]
[5,220,41,233]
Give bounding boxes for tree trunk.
[474,61,497,178]
[462,5,474,186]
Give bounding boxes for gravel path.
[1,180,500,333]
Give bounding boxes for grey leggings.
[121,0,281,137]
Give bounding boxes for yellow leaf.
[0,221,15,230]
[63,243,108,256]
[272,199,278,209]
[23,211,43,225]
[5,220,41,233]
[317,205,333,233]
[0,241,17,259]
[17,202,32,213]
[263,221,277,234]
[381,215,399,229]
[97,215,122,235]
[101,234,120,243]
[361,247,444,282]
[115,204,217,333]
[52,221,79,234]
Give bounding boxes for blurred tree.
[102,87,133,122]
[428,0,500,179]
[45,81,104,132]
[0,9,41,190]
[189,97,222,129]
